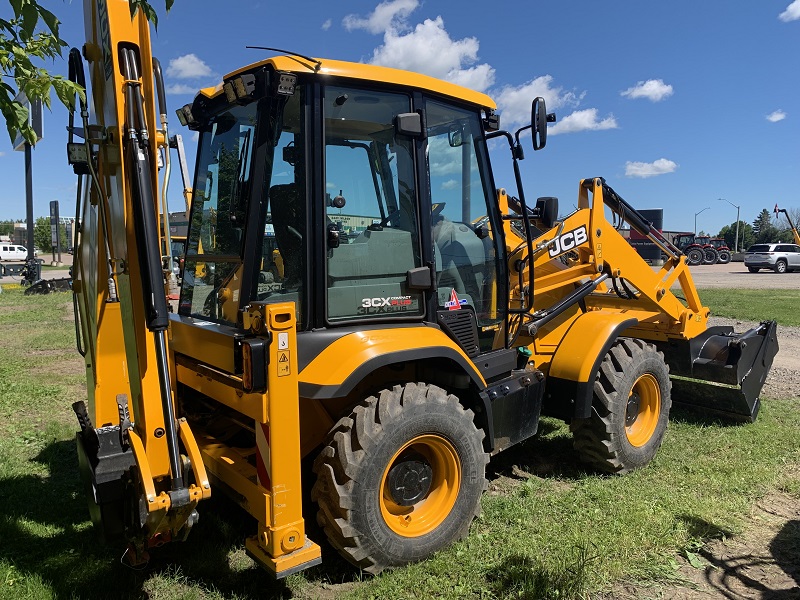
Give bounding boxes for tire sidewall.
[775,260,787,273]
[351,400,485,567]
[687,248,703,265]
[605,352,672,468]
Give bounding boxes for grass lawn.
[0,288,797,600]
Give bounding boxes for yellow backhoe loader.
[65,0,778,577]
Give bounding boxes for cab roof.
[198,55,497,111]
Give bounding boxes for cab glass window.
[180,102,257,326]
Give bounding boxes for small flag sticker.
[444,289,468,311]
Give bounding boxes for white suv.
[744,243,800,273]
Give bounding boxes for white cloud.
[441,179,458,190]
[166,54,212,79]
[495,75,582,130]
[624,158,678,178]
[621,79,673,102]
[549,108,617,135]
[165,83,200,95]
[357,9,613,136]
[0,151,5,157]
[767,109,787,122]
[779,0,800,21]
[343,0,418,33]
[368,17,494,92]
[322,19,332,30]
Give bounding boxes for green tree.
[1,0,170,145]
[0,219,18,236]
[717,220,754,251]
[752,208,778,244]
[32,215,67,252]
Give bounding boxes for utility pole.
[694,207,710,235]
[719,198,741,253]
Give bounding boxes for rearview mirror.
[531,97,547,151]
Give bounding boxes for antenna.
[246,46,322,72]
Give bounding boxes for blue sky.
[1,0,798,235]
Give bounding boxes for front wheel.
[717,250,732,264]
[775,259,788,274]
[312,383,488,574]
[571,339,672,474]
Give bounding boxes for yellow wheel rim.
[379,435,461,537]
[625,373,661,447]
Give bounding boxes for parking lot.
[670,260,800,289]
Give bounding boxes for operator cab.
[178,60,514,354]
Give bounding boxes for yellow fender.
[298,327,486,400]
[544,312,638,420]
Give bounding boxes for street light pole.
[694,206,710,235]
[719,198,741,253]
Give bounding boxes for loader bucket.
[662,321,778,422]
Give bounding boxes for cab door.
[423,99,507,352]
[322,86,425,323]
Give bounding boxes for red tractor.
[708,237,732,264]
[672,233,716,265]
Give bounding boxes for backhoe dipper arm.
[68,0,208,555]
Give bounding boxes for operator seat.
[269,183,305,287]
[433,216,481,302]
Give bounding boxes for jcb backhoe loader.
[65,0,778,577]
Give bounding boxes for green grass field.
[0,288,797,599]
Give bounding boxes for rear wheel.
[748,267,760,273]
[775,259,788,274]
[571,339,672,474]
[686,248,704,266]
[717,250,732,264]
[703,247,719,265]
[312,383,488,574]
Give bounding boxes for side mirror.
[531,97,547,151]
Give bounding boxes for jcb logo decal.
[97,0,113,81]
[548,226,588,257]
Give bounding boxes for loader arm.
[501,177,777,422]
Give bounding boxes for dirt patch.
[603,489,800,599]
[39,358,86,378]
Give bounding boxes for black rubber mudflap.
[666,321,779,422]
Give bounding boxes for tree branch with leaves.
[0,0,170,145]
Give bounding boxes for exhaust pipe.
[662,321,779,422]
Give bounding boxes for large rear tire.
[571,339,672,474]
[312,383,488,574]
[702,247,719,265]
[686,248,704,266]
